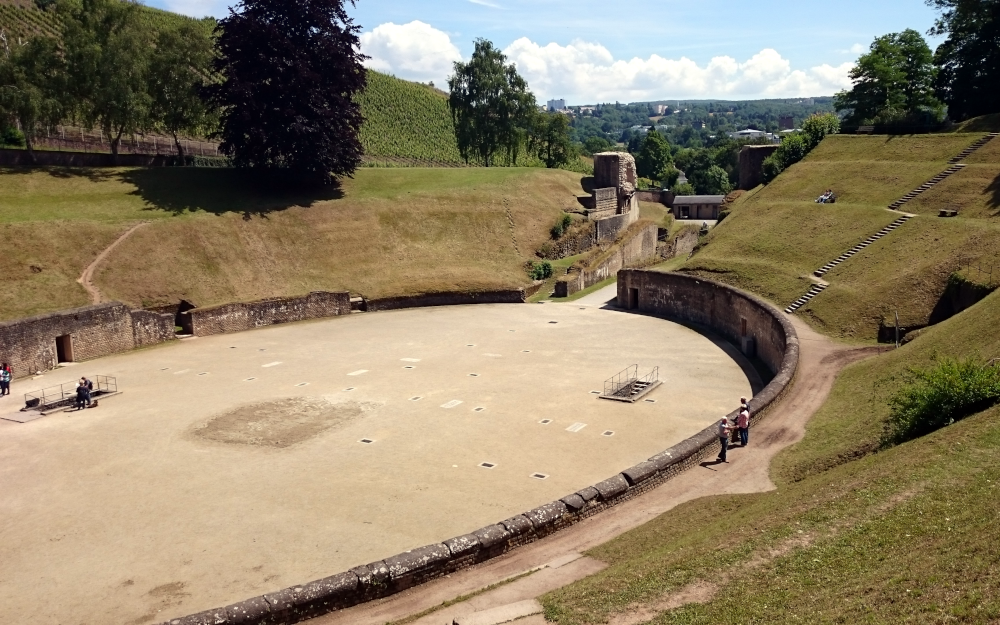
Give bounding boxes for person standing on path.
[736,407,750,446]
[0,363,11,396]
[717,416,735,462]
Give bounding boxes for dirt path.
[77,221,149,304]
[311,318,879,625]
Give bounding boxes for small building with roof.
[672,195,725,220]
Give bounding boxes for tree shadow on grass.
[119,168,344,216]
[987,170,1000,216]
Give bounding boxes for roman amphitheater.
[0,271,796,625]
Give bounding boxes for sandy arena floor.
[0,292,752,624]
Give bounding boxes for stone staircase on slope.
[948,132,999,163]
[784,282,828,314]
[888,164,965,210]
[813,215,914,278]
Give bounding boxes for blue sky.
[149,0,944,103]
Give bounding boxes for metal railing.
[23,375,117,411]
[602,365,659,399]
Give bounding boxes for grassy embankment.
[542,287,1000,624]
[682,133,1000,340]
[0,167,584,321]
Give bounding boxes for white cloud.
[360,21,463,86]
[850,43,867,54]
[503,38,855,103]
[469,0,502,7]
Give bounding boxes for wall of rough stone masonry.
[159,273,798,625]
[591,187,618,218]
[0,303,175,379]
[364,289,526,312]
[556,223,658,297]
[739,145,779,190]
[186,292,351,337]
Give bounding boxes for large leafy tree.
[635,129,673,181]
[928,0,1000,121]
[61,0,151,158]
[448,39,535,167]
[210,0,367,179]
[529,111,573,168]
[149,22,218,159]
[835,29,942,126]
[0,37,65,164]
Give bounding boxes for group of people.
[815,189,837,204]
[716,397,751,463]
[0,362,11,397]
[75,377,97,410]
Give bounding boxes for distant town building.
[547,99,566,111]
[691,121,705,129]
[799,98,815,105]
[654,104,669,115]
[778,115,794,130]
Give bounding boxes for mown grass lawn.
[0,167,584,320]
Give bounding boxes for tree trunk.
[172,132,185,163]
[110,126,124,165]
[24,134,37,166]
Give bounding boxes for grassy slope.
[683,134,1000,340]
[542,289,1000,625]
[0,167,583,319]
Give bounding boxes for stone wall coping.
[0,301,129,329]
[156,271,799,625]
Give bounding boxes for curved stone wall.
[157,271,799,625]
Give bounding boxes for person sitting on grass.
[816,189,834,203]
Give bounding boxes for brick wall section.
[186,292,351,337]
[364,289,525,312]
[592,188,618,217]
[594,210,637,241]
[0,303,175,379]
[159,272,799,625]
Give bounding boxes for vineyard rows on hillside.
[357,71,466,165]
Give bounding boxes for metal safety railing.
[23,375,117,411]
[602,365,659,399]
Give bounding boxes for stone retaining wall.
[184,292,351,337]
[556,223,658,297]
[159,271,798,625]
[364,289,526,312]
[0,303,175,378]
[0,147,172,168]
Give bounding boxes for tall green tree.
[835,29,942,126]
[0,37,65,164]
[210,0,367,179]
[60,0,151,158]
[635,129,673,181]
[448,39,535,167]
[528,111,573,168]
[928,0,1000,121]
[149,22,218,159]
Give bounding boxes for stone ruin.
[591,152,639,220]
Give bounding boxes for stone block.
[473,524,512,550]
[365,560,390,584]
[593,474,629,500]
[648,451,678,471]
[385,544,451,581]
[292,572,359,615]
[622,460,659,486]
[263,587,296,613]
[225,596,270,624]
[576,486,600,502]
[444,533,481,558]
[560,493,586,511]
[525,501,568,530]
[501,515,533,538]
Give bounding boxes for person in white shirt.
[717,417,735,462]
